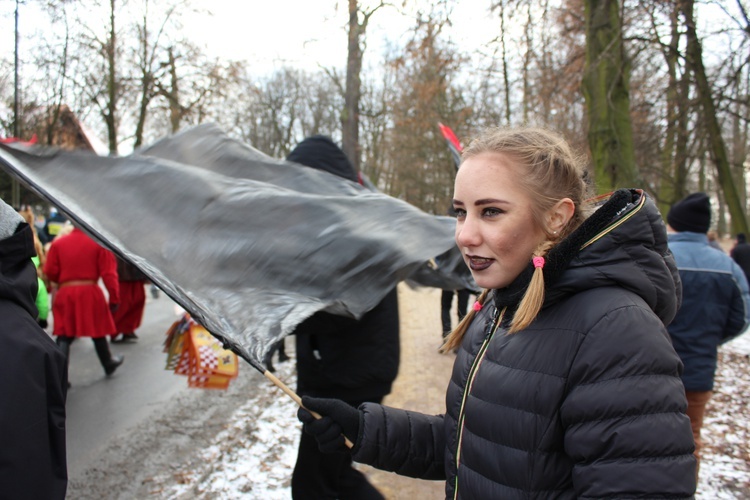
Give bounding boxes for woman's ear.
[547,198,575,235]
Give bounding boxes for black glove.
[38,319,48,329]
[297,396,362,453]
[109,303,119,313]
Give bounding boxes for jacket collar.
[668,231,709,244]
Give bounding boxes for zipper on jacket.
[581,190,646,249]
[453,306,506,500]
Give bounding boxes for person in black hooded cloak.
[285,135,399,500]
[0,196,68,499]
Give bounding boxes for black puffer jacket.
[353,190,696,498]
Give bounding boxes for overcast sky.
[184,0,499,73]
[1,0,736,81]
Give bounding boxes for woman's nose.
[456,217,480,247]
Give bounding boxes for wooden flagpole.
[263,369,354,449]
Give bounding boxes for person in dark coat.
[730,232,750,282]
[666,193,750,479]
[286,135,399,500]
[296,127,696,498]
[440,287,470,337]
[0,197,68,499]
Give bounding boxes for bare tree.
[385,8,470,213]
[67,0,122,154]
[130,0,191,148]
[490,0,513,124]
[102,0,118,153]
[342,0,386,172]
[359,51,397,190]
[222,67,343,157]
[679,0,749,234]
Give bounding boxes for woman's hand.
[297,396,362,453]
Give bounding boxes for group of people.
[3,125,748,499]
[15,205,152,383]
[0,198,155,497]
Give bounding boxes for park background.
[1,0,749,235]
[2,1,749,497]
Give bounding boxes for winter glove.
[109,303,119,313]
[37,318,48,329]
[298,396,362,453]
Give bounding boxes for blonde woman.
[297,127,696,497]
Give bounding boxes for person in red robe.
[111,257,148,343]
[44,226,124,381]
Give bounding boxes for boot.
[56,336,72,388]
[277,338,290,363]
[93,337,124,376]
[263,347,276,373]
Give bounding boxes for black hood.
[494,189,681,326]
[0,223,39,319]
[286,135,358,183]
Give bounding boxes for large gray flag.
[0,124,466,370]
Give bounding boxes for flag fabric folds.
[0,124,460,370]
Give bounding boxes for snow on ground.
[161,361,300,499]
[158,336,750,499]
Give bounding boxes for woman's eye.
[483,207,504,217]
[453,208,466,219]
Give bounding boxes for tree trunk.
[104,0,118,154]
[679,0,749,234]
[656,3,680,215]
[133,8,151,149]
[167,48,181,133]
[730,82,747,212]
[581,0,637,193]
[342,0,363,172]
[499,0,511,125]
[45,10,70,148]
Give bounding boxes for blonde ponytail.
[509,241,554,333]
[439,289,490,353]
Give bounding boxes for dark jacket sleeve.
[352,403,446,480]
[561,303,696,498]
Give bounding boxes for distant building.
[1,105,106,205]
[42,105,106,153]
